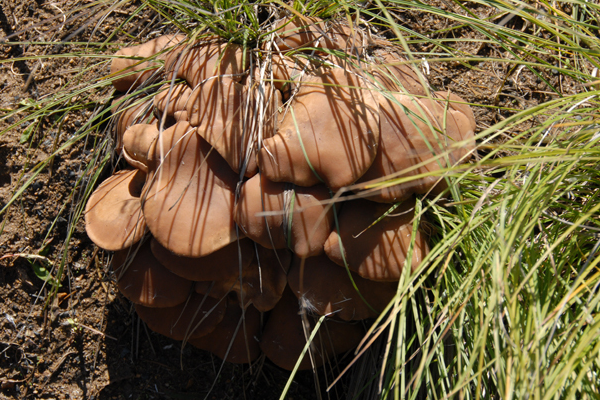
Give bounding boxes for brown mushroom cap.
[187,77,250,175]
[273,17,363,56]
[260,287,364,371]
[113,98,156,154]
[324,198,429,281]
[270,54,305,100]
[173,110,188,122]
[234,173,334,257]
[85,169,146,251]
[153,82,193,118]
[195,245,292,312]
[164,38,248,88]
[150,237,255,282]
[142,121,240,257]
[135,291,226,341]
[258,64,380,190]
[185,71,282,177]
[356,93,476,202]
[437,91,477,132]
[188,301,261,364]
[369,51,427,96]
[288,254,397,321]
[121,123,159,172]
[111,34,186,92]
[111,240,193,308]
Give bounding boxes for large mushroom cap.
[111,34,186,92]
[260,287,364,371]
[189,301,261,364]
[135,292,226,341]
[165,38,248,88]
[234,173,334,257]
[142,121,240,257]
[324,198,429,281]
[258,63,380,190]
[287,254,397,321]
[85,169,146,251]
[357,93,476,202]
[150,237,255,282]
[112,240,193,308]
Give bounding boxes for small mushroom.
[111,34,186,92]
[135,291,227,341]
[234,173,334,257]
[150,237,255,282]
[188,300,261,364]
[85,169,146,251]
[288,254,397,321]
[260,287,364,371]
[121,123,159,172]
[324,198,429,281]
[258,64,379,190]
[356,93,476,202]
[165,38,248,88]
[112,240,193,308]
[142,121,240,257]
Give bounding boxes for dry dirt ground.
[0,1,582,399]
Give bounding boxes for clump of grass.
[3,0,600,399]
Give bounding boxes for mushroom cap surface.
[187,77,252,175]
[260,287,364,371]
[369,51,427,96]
[114,98,156,154]
[135,291,226,340]
[258,64,379,190]
[234,173,334,257]
[270,54,313,102]
[273,17,363,56]
[142,121,240,257]
[195,245,292,312]
[165,38,248,88]
[112,240,193,308]
[121,123,159,172]
[356,93,476,202]
[153,82,193,119]
[287,254,397,320]
[111,34,186,92]
[150,237,255,282]
[324,198,429,281]
[189,301,261,364]
[85,169,146,251]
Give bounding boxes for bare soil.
[0,1,582,399]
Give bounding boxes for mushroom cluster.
[86,17,476,370]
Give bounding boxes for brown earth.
[0,0,583,399]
